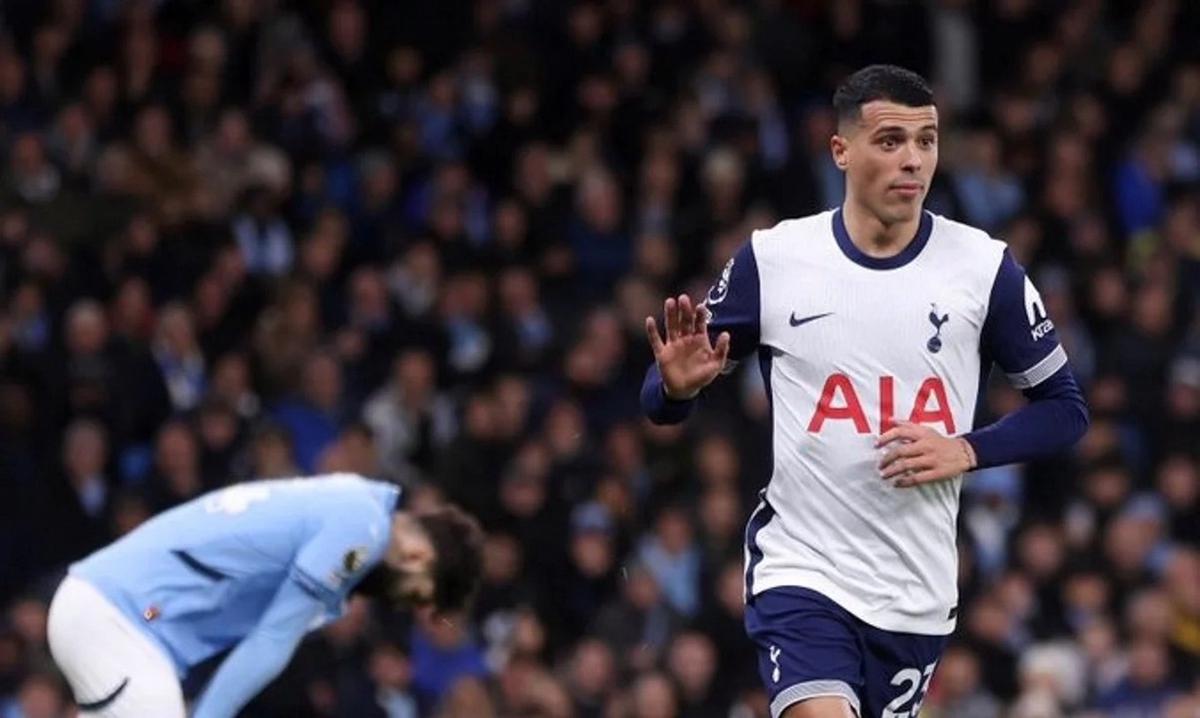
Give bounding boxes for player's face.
[378,515,437,608]
[354,562,434,609]
[832,100,938,224]
[391,566,435,607]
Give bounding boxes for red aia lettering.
[806,373,869,433]
[808,375,956,434]
[909,377,956,434]
[880,376,896,433]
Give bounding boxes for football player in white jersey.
[641,65,1088,718]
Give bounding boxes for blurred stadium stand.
[0,0,1198,716]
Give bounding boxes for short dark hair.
[833,65,934,124]
[417,504,484,614]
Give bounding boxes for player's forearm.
[963,367,1089,469]
[640,363,698,424]
[193,633,299,718]
[193,580,322,718]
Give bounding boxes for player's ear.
[830,133,850,171]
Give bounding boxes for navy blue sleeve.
[641,363,699,424]
[964,365,1089,469]
[979,249,1066,385]
[965,250,1089,467]
[641,240,761,425]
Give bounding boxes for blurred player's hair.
[417,504,484,614]
[833,64,934,124]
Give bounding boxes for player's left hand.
[876,421,977,488]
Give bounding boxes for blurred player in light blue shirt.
[46,473,483,718]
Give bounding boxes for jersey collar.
[832,207,933,270]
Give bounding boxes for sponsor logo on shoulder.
[342,546,369,574]
[707,257,734,305]
[1024,276,1054,341]
[1031,318,1054,341]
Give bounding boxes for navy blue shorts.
[745,587,948,717]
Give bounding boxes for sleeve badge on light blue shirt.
[341,546,369,575]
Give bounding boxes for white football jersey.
[705,208,1066,635]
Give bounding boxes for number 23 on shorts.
[882,661,937,718]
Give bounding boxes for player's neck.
[840,199,923,258]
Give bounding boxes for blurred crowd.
[0,0,1198,716]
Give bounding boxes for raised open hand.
[645,293,731,400]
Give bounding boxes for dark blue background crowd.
[0,1,1197,716]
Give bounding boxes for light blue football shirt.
[71,474,400,674]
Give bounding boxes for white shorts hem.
[770,679,861,717]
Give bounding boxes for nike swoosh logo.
[789,312,833,327]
